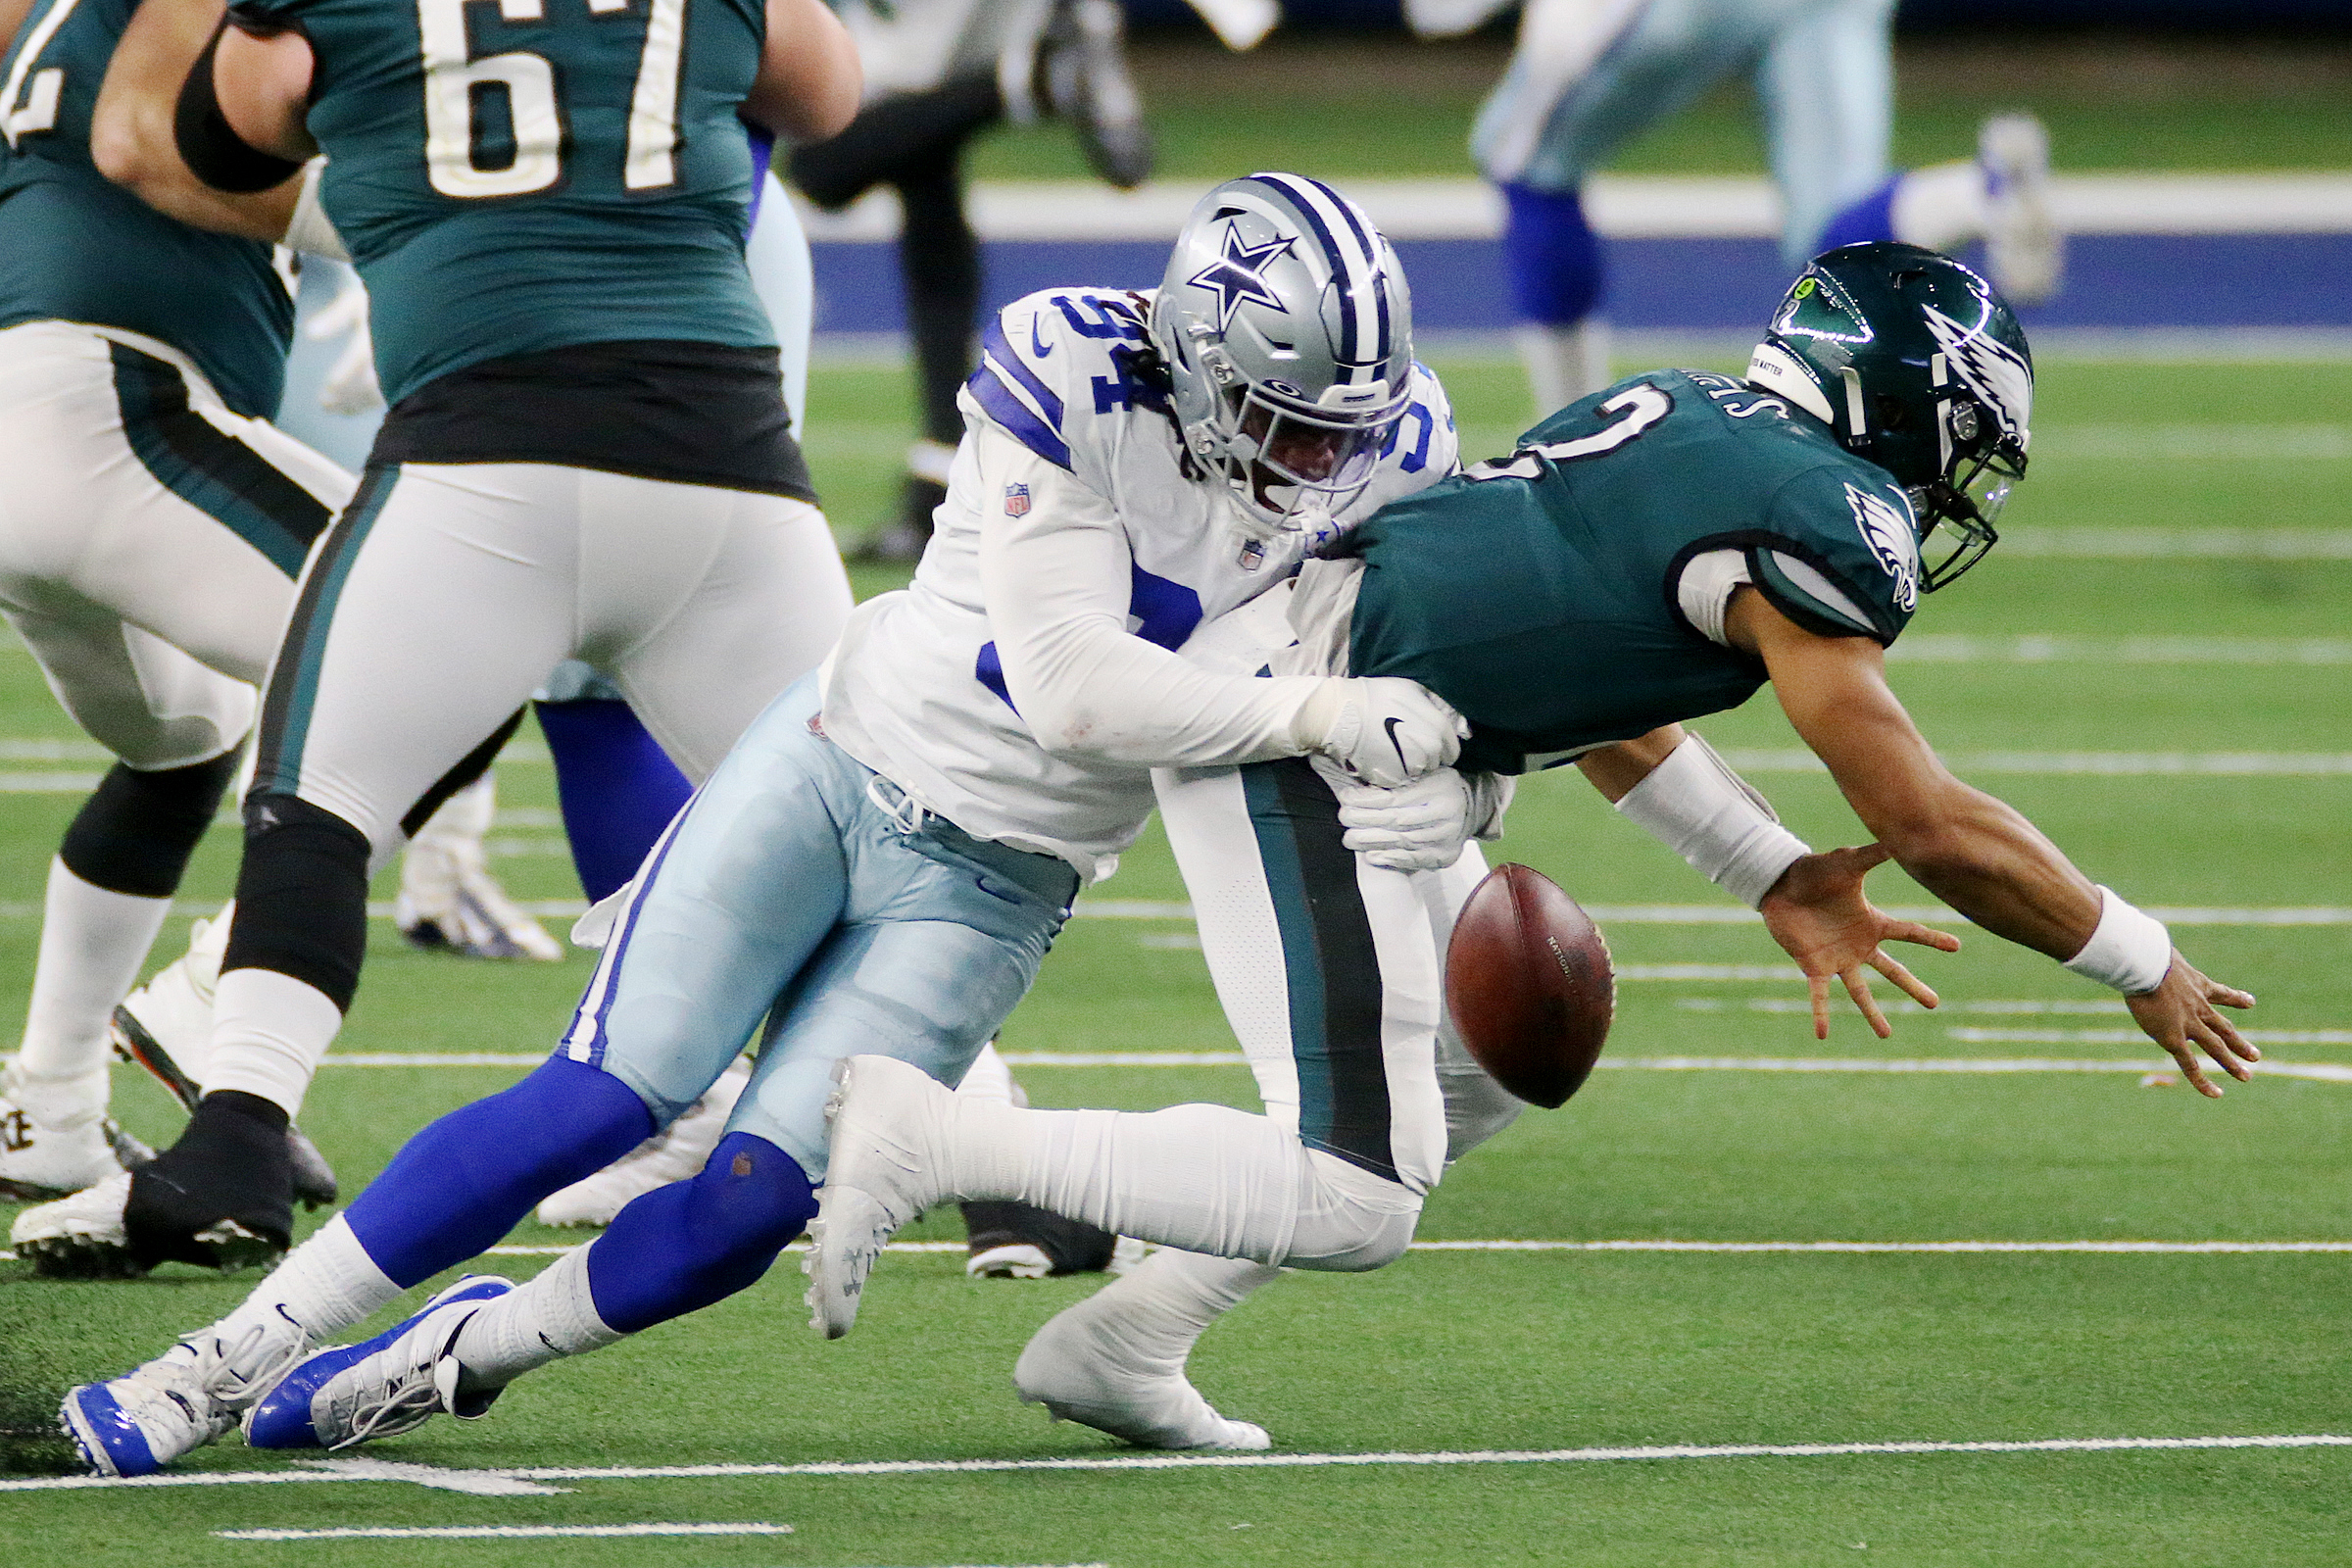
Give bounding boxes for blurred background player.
[8,0,861,1278]
[1423,0,2062,415]
[788,0,1155,561]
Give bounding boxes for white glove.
[1298,676,1468,788]
[304,270,384,416]
[1336,767,1475,871]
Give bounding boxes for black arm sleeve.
[172,21,304,194]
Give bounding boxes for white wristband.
[283,158,350,263]
[1614,735,1810,908]
[2062,886,2173,995]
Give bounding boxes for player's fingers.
[1845,842,1893,872]
[1884,919,1964,955]
[1868,950,1938,1010]
[1841,967,1892,1040]
[2191,1010,2259,1074]
[2208,983,2258,1010]
[1807,973,1833,1041]
[2158,1030,2224,1098]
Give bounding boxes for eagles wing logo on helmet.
[1922,306,2034,449]
[1847,482,1921,612]
[1188,225,1298,333]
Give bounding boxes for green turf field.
[3,349,2349,1563]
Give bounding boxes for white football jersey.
[820,285,1458,881]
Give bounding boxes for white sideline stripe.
[2004,526,2352,557]
[2030,427,2352,464]
[798,174,2352,242]
[12,1436,2350,1494]
[1950,1029,2352,1054]
[1073,903,2352,926]
[471,1239,2352,1260]
[1715,750,2352,776]
[1680,995,2130,1013]
[1888,636,2352,665]
[216,1523,792,1541]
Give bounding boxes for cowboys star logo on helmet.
[1188,226,1297,333]
[1921,305,2034,451]
[1846,482,1921,612]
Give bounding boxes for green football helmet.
[1745,242,2034,591]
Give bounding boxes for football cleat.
[804,1054,958,1340]
[962,1200,1122,1279]
[1014,1292,1271,1451]
[245,1276,515,1451]
[395,776,563,961]
[537,1058,752,1227]
[61,1320,312,1477]
[1041,0,1153,190]
[0,1062,150,1200]
[11,1172,147,1278]
[1978,113,2062,307]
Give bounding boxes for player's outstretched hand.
[1312,677,1468,788]
[1335,767,1472,871]
[1760,844,1963,1040]
[2126,956,2258,1099]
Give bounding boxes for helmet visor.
[1229,384,1407,524]
[1918,444,2024,591]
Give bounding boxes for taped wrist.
[1614,735,1809,908]
[282,157,347,260]
[2062,886,2173,995]
[174,23,304,194]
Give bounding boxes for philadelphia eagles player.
[59,173,1471,1477]
[807,244,2257,1448]
[15,0,862,1288]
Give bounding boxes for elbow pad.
[174,24,304,194]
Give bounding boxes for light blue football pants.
[1474,0,1894,263]
[559,672,1080,1181]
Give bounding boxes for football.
[1445,863,1615,1108]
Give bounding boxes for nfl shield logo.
[1004,483,1032,516]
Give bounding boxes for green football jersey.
[1347,368,1926,775]
[240,0,776,407]
[0,0,293,417]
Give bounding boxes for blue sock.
[744,122,776,229]
[1816,174,1902,256]
[584,1132,817,1334]
[534,698,694,904]
[345,1057,655,1288]
[1500,182,1604,326]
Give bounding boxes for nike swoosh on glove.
[1305,677,1467,789]
[1335,767,1475,871]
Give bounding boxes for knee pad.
[586,1132,818,1334]
[1501,182,1604,326]
[346,1055,656,1287]
[222,794,372,1008]
[60,752,240,898]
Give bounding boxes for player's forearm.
[1004,612,1328,767]
[92,0,302,238]
[1871,781,2102,961]
[743,0,860,141]
[1575,724,1688,803]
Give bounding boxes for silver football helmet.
[1149,173,1416,541]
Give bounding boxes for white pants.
[255,461,853,857]
[1474,0,1895,260]
[0,321,354,768]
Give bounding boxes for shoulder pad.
[965,289,1157,472]
[1750,467,1924,643]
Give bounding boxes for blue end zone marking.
[980,318,1066,424]
[968,364,1074,470]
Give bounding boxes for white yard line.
[1080,904,2352,925]
[216,1523,792,1541]
[470,1239,2352,1259]
[12,1436,2350,1494]
[1713,751,2352,775]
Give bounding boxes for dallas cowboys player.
[59,173,1467,1476]
[808,245,2256,1448]
[1449,0,2061,416]
[12,0,862,1285]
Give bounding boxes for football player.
[13,0,862,1281]
[57,173,1469,1477]
[1446,0,2061,416]
[807,244,2255,1450]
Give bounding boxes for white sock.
[202,967,344,1117]
[210,1213,402,1367]
[954,1040,1023,1105]
[940,1098,1420,1270]
[15,859,173,1115]
[1514,318,1612,420]
[1890,160,1987,254]
[1077,1248,1284,1374]
[451,1247,623,1390]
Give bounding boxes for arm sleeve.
[971,425,1334,767]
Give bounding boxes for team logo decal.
[1847,483,1920,612]
[1922,306,2034,449]
[1189,223,1296,332]
[1776,268,1872,346]
[1004,483,1031,517]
